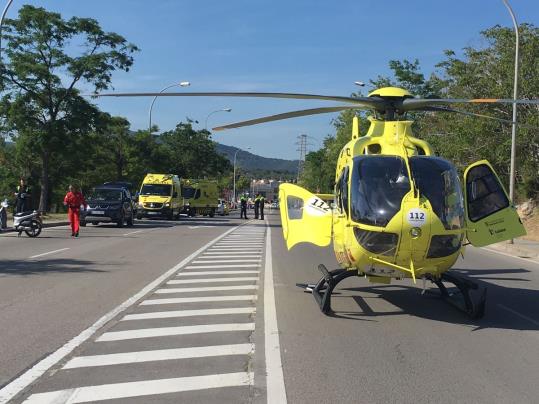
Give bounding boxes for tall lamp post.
[502,0,519,244]
[148,81,190,134]
[0,0,14,67]
[205,108,232,130]
[502,0,519,204]
[233,147,250,204]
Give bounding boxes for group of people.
[239,194,266,220]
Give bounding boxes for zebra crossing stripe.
[23,372,254,403]
[140,295,257,305]
[167,277,258,284]
[155,285,258,294]
[121,307,255,321]
[63,344,254,369]
[177,270,259,276]
[97,323,255,342]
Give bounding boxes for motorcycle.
[14,208,43,237]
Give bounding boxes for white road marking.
[23,372,254,403]
[141,295,257,305]
[63,344,255,369]
[177,270,260,276]
[264,220,287,403]
[122,229,147,236]
[204,251,262,255]
[185,264,261,269]
[209,248,263,251]
[188,225,217,229]
[97,323,256,342]
[122,307,256,321]
[167,277,258,285]
[192,259,261,264]
[217,241,264,244]
[0,225,239,404]
[28,248,70,260]
[156,285,258,294]
[498,304,539,326]
[200,255,262,258]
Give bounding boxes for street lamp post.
[0,0,14,67]
[205,108,232,130]
[233,147,250,204]
[502,0,519,244]
[148,81,190,134]
[502,0,519,204]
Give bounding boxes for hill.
[215,143,299,177]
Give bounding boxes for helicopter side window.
[350,156,411,227]
[287,196,303,220]
[410,156,464,230]
[341,167,349,216]
[466,164,509,222]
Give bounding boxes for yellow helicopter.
[94,86,538,319]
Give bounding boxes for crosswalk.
[19,224,268,403]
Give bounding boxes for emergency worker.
[14,178,30,213]
[259,194,265,220]
[240,195,248,219]
[63,185,86,237]
[254,194,260,219]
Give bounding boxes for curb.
[0,221,69,235]
[485,242,539,259]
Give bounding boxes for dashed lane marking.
[121,307,256,321]
[155,285,258,294]
[96,323,256,342]
[140,295,257,305]
[63,344,255,369]
[28,248,70,260]
[23,372,254,404]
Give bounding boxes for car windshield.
[182,186,196,198]
[89,189,122,201]
[409,156,464,230]
[351,156,411,226]
[140,184,171,196]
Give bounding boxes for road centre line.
[141,295,257,305]
[122,307,256,321]
[167,277,258,284]
[23,372,254,404]
[177,270,260,276]
[97,323,256,342]
[498,304,539,326]
[192,259,261,264]
[28,248,70,260]
[0,224,239,404]
[156,285,258,294]
[63,344,254,369]
[184,264,261,269]
[264,220,287,403]
[122,229,148,236]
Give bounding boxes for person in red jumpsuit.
[63,185,86,237]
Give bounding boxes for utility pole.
[295,134,310,182]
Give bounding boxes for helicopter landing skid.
[427,272,487,319]
[296,264,358,315]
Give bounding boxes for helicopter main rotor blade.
[212,105,360,131]
[424,106,538,129]
[90,91,388,109]
[402,97,539,111]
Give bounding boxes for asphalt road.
[1,210,538,403]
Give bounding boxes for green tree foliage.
[0,5,138,211]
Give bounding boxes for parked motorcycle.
[14,209,42,237]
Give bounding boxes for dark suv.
[82,183,135,227]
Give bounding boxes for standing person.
[14,178,30,214]
[240,195,248,219]
[254,194,260,219]
[259,194,265,220]
[63,185,86,237]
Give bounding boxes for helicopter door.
[464,160,526,247]
[279,183,332,250]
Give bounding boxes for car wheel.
[117,213,124,228]
[92,222,99,225]
[80,221,87,227]
[127,213,134,227]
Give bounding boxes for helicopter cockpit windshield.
[409,156,464,230]
[351,156,411,226]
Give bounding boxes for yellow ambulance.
[136,174,182,220]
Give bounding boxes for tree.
[0,5,138,211]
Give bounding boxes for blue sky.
[9,0,539,159]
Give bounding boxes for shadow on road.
[0,258,108,276]
[304,269,539,331]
